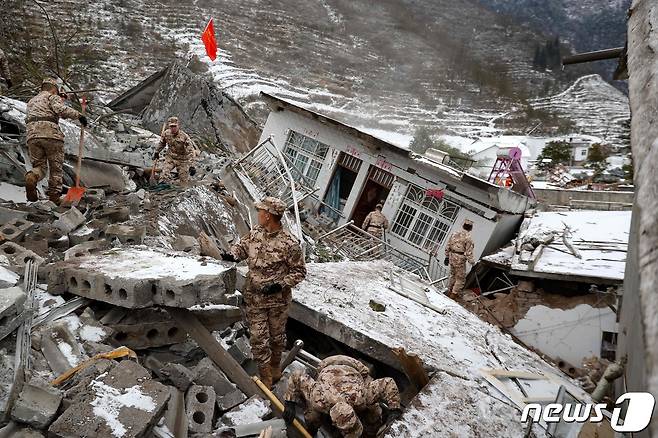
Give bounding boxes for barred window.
[391,184,461,251]
[283,131,330,186]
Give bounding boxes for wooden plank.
[167,307,261,397]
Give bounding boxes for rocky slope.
[2,0,630,145]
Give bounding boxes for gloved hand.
[79,115,88,127]
[263,283,283,295]
[387,408,403,423]
[282,400,296,425]
[220,252,237,262]
[6,79,12,88]
[443,257,449,266]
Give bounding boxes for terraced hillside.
[2,0,629,144]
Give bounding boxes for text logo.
[521,392,655,433]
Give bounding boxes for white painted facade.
[258,94,535,276]
[511,304,618,366]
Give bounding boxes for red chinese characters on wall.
[346,145,361,158]
[425,188,444,200]
[375,155,393,171]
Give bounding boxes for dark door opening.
[351,166,394,229]
[322,153,361,219]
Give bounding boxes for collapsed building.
[0,60,626,437]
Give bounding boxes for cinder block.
[52,207,85,234]
[162,363,194,392]
[97,206,130,223]
[0,218,34,242]
[23,225,68,255]
[186,385,216,434]
[104,224,145,245]
[0,242,45,270]
[68,225,102,246]
[228,336,253,365]
[11,379,63,429]
[63,240,110,261]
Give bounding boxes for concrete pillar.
[620,1,658,436]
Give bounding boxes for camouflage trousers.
[447,253,467,297]
[160,156,190,183]
[245,304,289,366]
[286,370,400,437]
[27,138,64,201]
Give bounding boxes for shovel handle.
[74,97,87,187]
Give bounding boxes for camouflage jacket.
[286,355,370,408]
[362,210,389,232]
[445,229,475,263]
[231,225,306,309]
[26,91,80,142]
[156,129,196,161]
[0,49,10,83]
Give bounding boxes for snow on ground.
[511,210,631,281]
[221,396,271,426]
[75,247,231,281]
[90,381,156,438]
[292,261,585,437]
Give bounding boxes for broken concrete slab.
[216,419,287,438]
[0,207,27,224]
[0,266,19,288]
[186,385,215,434]
[49,360,170,438]
[228,336,252,366]
[49,248,235,309]
[162,364,194,392]
[108,308,187,349]
[0,310,28,342]
[173,235,197,253]
[23,225,69,254]
[104,224,146,245]
[0,422,46,437]
[97,206,130,223]
[0,218,34,243]
[219,395,271,428]
[40,321,86,376]
[63,240,110,262]
[52,207,85,234]
[0,242,45,270]
[11,379,63,429]
[192,357,246,411]
[163,387,187,438]
[68,225,102,246]
[0,286,26,322]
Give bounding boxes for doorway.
[322,152,362,220]
[351,166,394,228]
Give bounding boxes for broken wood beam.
[167,307,260,397]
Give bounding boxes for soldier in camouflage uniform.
[444,219,475,298]
[362,203,389,239]
[224,197,306,388]
[24,78,87,204]
[153,116,196,183]
[0,48,12,93]
[282,355,402,437]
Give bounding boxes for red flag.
[201,18,217,61]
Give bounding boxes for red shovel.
[64,97,87,204]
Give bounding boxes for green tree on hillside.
[537,141,571,170]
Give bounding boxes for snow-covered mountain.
[2,0,630,146]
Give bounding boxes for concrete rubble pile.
[0,182,293,438]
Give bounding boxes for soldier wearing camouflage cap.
[223,196,306,388]
[154,116,197,183]
[24,78,87,203]
[444,218,475,299]
[282,355,402,437]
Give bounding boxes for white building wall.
[511,304,618,366]
[259,108,516,266]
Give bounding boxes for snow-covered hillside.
[530,75,630,148]
[3,0,630,145]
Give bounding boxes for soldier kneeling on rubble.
[25,78,87,204]
[153,116,198,184]
[283,355,402,437]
